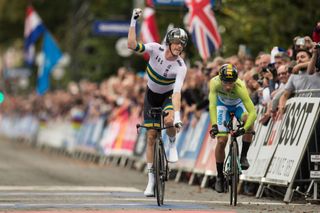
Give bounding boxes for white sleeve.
[144,42,160,55]
[173,66,187,93]
[284,75,295,93]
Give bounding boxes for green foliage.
[1,0,320,88]
[218,0,320,57]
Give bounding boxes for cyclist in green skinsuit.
[209,64,257,193]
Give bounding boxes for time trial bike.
[136,107,173,206]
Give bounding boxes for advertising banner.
[133,127,147,158]
[37,121,73,148]
[99,120,121,155]
[176,112,210,170]
[120,116,140,154]
[193,125,217,176]
[242,106,273,181]
[100,108,138,156]
[243,116,280,182]
[263,98,320,185]
[89,117,106,147]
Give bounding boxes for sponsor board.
[263,98,320,185]
[242,106,276,181]
[193,124,216,175]
[176,112,210,170]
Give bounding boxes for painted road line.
[0,196,308,207]
[110,198,308,206]
[0,211,235,213]
[0,190,308,206]
[0,186,141,192]
[0,203,210,210]
[0,191,144,197]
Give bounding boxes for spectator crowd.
[1,24,320,128]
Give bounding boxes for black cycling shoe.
[240,156,250,170]
[215,177,225,193]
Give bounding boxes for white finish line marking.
[0,186,308,207]
[0,200,308,207]
[111,198,307,206]
[0,186,141,192]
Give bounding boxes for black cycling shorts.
[143,87,173,126]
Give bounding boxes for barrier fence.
[0,93,319,203]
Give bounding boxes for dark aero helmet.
[165,28,188,47]
[219,64,238,82]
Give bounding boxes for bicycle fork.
[223,144,243,178]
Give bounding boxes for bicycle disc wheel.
[229,153,234,205]
[159,142,166,205]
[154,139,165,206]
[231,142,238,206]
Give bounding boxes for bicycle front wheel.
[154,139,165,206]
[231,142,238,206]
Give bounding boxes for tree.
[1,0,320,86]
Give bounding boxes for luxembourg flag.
[24,6,45,66]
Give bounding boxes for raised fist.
[132,8,142,20]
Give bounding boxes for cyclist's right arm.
[208,78,218,126]
[128,25,138,50]
[128,8,142,50]
[127,13,156,55]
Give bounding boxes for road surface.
[0,137,317,212]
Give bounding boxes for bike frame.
[136,107,172,206]
[223,112,243,206]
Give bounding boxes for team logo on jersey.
[177,60,182,66]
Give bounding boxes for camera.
[295,37,305,46]
[262,63,276,73]
[262,63,277,79]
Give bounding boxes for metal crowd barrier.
[0,89,319,203]
[294,89,320,97]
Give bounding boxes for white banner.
[242,107,279,182]
[37,120,74,148]
[263,97,320,185]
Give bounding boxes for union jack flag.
[186,0,222,61]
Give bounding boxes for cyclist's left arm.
[172,66,187,128]
[238,84,257,131]
[172,66,187,112]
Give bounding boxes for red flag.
[140,7,160,44]
[186,0,222,61]
[145,0,155,7]
[140,7,160,60]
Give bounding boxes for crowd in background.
[1,24,320,128]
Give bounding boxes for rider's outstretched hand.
[174,111,183,133]
[209,124,219,138]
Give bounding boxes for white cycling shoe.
[144,181,155,197]
[168,142,178,163]
[144,172,155,197]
